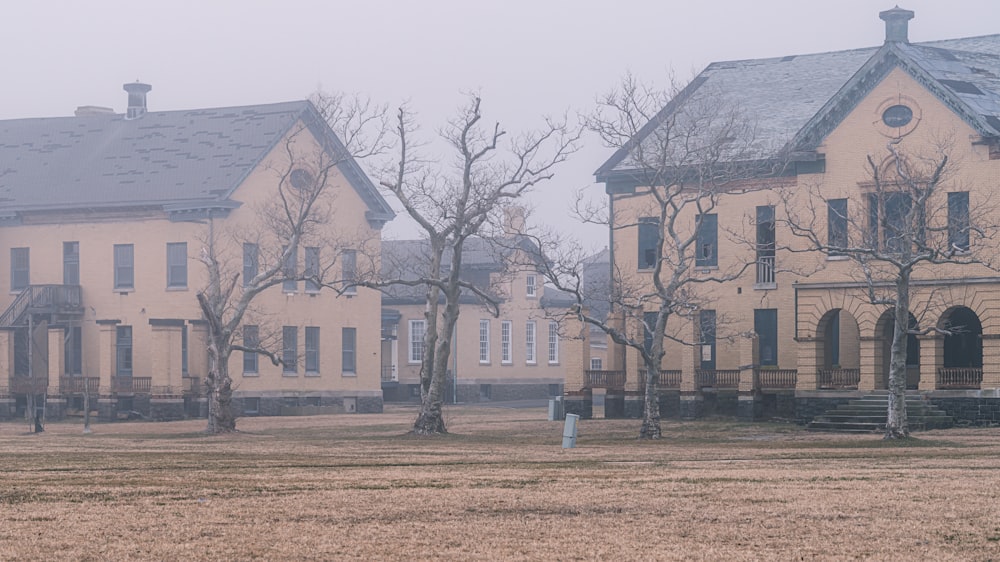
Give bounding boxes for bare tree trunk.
[412,298,459,435]
[885,274,910,439]
[640,365,661,439]
[83,382,92,434]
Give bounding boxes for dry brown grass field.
[1,405,999,561]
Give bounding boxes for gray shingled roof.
[598,33,1000,179]
[0,100,394,220]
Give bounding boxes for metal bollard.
[562,413,579,448]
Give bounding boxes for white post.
[562,413,579,448]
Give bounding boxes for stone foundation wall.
[931,396,1000,426]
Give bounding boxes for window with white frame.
[10,247,29,292]
[548,321,559,364]
[525,321,536,364]
[166,242,187,289]
[409,320,426,363]
[114,244,134,290]
[501,320,512,364]
[526,274,537,298]
[479,319,490,364]
[590,357,603,370]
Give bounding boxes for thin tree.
[534,74,768,439]
[782,136,998,439]
[378,95,578,435]
[197,93,387,433]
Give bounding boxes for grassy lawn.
[1,405,999,560]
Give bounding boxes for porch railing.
[10,376,49,394]
[0,285,82,328]
[110,376,152,394]
[585,369,626,389]
[755,255,776,285]
[59,376,100,394]
[817,368,861,389]
[937,367,982,390]
[695,369,740,389]
[755,368,797,389]
[637,369,682,389]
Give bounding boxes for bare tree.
[534,74,770,439]
[782,135,998,439]
[377,95,578,435]
[197,93,387,433]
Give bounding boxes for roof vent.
[123,81,152,119]
[879,6,914,44]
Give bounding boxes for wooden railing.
[937,367,982,390]
[637,369,682,389]
[59,376,100,394]
[817,368,860,389]
[695,369,740,389]
[0,285,82,327]
[585,370,626,389]
[10,376,49,394]
[110,376,152,394]
[756,368,797,389]
[755,255,776,285]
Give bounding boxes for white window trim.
[590,357,603,370]
[548,321,559,364]
[525,320,537,365]
[479,319,490,364]
[408,319,426,364]
[526,274,537,298]
[501,320,512,365]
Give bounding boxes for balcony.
[755,368,797,390]
[0,285,83,328]
[937,367,982,390]
[817,368,860,389]
[59,376,100,394]
[695,369,740,389]
[638,369,682,389]
[110,376,152,394]
[754,256,776,289]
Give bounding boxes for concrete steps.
[807,392,953,433]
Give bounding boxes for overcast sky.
[3,0,996,249]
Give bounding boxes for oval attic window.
[881,105,913,128]
[290,168,314,189]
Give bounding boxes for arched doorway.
[938,306,983,389]
[875,310,919,390]
[816,309,861,389]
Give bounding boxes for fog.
[2,0,995,248]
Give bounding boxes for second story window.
[755,206,775,286]
[526,274,537,298]
[827,199,848,254]
[638,217,659,269]
[409,320,426,363]
[695,214,718,267]
[305,247,320,293]
[342,249,357,295]
[948,191,970,252]
[63,242,80,285]
[10,247,29,292]
[282,246,297,293]
[166,242,187,289]
[114,244,134,290]
[242,243,258,287]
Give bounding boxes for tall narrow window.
[242,243,258,287]
[63,242,80,285]
[695,214,718,267]
[643,311,658,355]
[166,242,187,288]
[282,326,297,374]
[243,325,259,375]
[700,310,716,370]
[755,206,775,285]
[181,324,189,377]
[114,244,134,290]
[525,321,537,364]
[116,326,133,377]
[590,357,603,370]
[342,249,357,295]
[948,191,970,252]
[526,274,537,298]
[64,326,82,375]
[408,320,425,363]
[305,247,320,293]
[479,319,490,364]
[501,320,512,364]
[827,199,848,253]
[10,248,29,291]
[884,192,912,254]
[305,326,320,373]
[548,321,559,364]
[638,217,659,269]
[341,327,356,374]
[754,309,778,366]
[282,246,297,292]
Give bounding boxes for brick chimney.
[123,81,152,119]
[879,6,914,44]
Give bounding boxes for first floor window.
[548,321,559,364]
[282,326,297,374]
[181,324,189,376]
[243,325,259,374]
[166,242,187,288]
[116,326,133,377]
[342,327,356,374]
[525,321,537,364]
[11,247,29,291]
[305,326,320,373]
[409,320,425,363]
[754,309,778,366]
[479,320,490,364]
[64,326,82,375]
[114,244,134,290]
[501,320,512,364]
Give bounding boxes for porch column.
[737,332,758,420]
[918,334,943,391]
[188,320,209,380]
[0,330,13,418]
[679,322,701,419]
[796,337,820,390]
[562,313,592,419]
[858,337,878,391]
[96,320,119,421]
[982,335,1000,388]
[47,327,65,388]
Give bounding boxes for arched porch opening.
[938,306,983,389]
[816,309,861,389]
[875,309,919,390]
